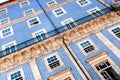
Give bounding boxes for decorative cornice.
[0,34,64,73]
[0,0,73,29]
[0,11,120,74]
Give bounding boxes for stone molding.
[0,11,120,73]
[48,68,75,80]
[86,51,107,62]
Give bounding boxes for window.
[32,29,47,42]
[61,18,76,29]
[11,71,22,80]
[0,8,7,15]
[23,8,34,16]
[52,7,67,17]
[86,52,120,80]
[96,61,120,80]
[47,55,60,69]
[87,7,103,17]
[48,68,75,80]
[0,26,14,39]
[27,16,41,28]
[76,0,91,7]
[80,41,95,53]
[19,0,30,8]
[2,40,16,55]
[111,27,120,38]
[78,38,98,55]
[8,68,25,80]
[0,17,9,25]
[46,0,57,6]
[108,25,120,40]
[44,52,64,72]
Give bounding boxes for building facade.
[0,0,120,80]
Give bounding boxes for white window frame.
[0,17,10,25]
[7,68,26,80]
[0,7,8,16]
[27,16,41,28]
[87,7,103,17]
[0,26,14,39]
[52,7,67,17]
[2,40,17,55]
[44,52,64,72]
[19,0,30,8]
[23,8,34,16]
[46,0,57,7]
[76,0,91,7]
[32,28,47,41]
[77,38,99,56]
[108,24,120,41]
[61,17,76,29]
[86,52,120,80]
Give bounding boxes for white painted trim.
[23,8,35,16]
[2,40,17,51]
[87,7,103,17]
[32,28,47,38]
[76,0,91,7]
[0,26,14,39]
[52,7,67,17]
[46,0,57,7]
[61,17,74,25]
[44,52,64,72]
[0,7,8,16]
[61,17,75,29]
[96,32,120,59]
[27,16,41,28]
[87,52,120,79]
[77,38,99,56]
[87,7,101,13]
[7,68,26,80]
[0,17,10,25]
[29,59,42,80]
[108,24,120,41]
[19,0,30,8]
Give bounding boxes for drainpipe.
[36,0,59,34]
[63,38,90,80]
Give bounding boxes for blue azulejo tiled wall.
[101,23,120,49]
[0,63,34,80]
[36,48,83,80]
[69,33,120,79]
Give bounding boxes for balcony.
[0,7,114,58]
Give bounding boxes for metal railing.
[0,7,113,58]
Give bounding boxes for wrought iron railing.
[0,7,113,58]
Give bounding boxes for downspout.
[36,0,59,34]
[62,38,90,80]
